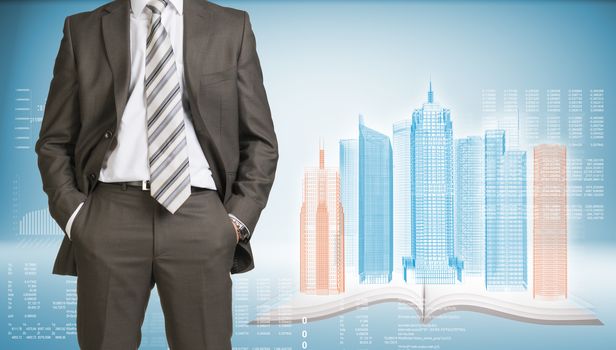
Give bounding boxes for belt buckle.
[142,180,150,191]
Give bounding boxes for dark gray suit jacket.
[34,0,279,275]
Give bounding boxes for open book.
[249,279,602,325]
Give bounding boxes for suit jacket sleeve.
[224,11,279,236]
[35,15,87,236]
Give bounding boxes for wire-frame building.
[300,145,345,294]
[533,144,568,299]
[359,116,393,284]
[485,130,528,291]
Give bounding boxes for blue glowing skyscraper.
[393,119,412,280]
[409,83,458,284]
[339,138,359,287]
[484,130,528,291]
[358,115,393,284]
[454,136,485,278]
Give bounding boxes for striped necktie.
[145,0,191,214]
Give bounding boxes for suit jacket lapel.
[102,0,130,133]
[184,0,212,119]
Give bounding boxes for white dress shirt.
[66,0,246,239]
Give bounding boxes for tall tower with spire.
[300,143,345,294]
[407,82,460,284]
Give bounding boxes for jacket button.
[104,130,113,139]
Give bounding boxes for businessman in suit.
[34,0,278,348]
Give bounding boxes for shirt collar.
[130,0,183,16]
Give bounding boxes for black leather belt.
[102,180,210,192]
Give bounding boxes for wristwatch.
[228,213,251,242]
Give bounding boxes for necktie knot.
[146,0,168,16]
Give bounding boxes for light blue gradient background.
[0,1,614,349]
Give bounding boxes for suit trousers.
[70,180,236,350]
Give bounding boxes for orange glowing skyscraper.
[300,143,345,294]
[533,144,568,299]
